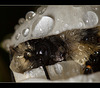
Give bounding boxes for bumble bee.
[9,26,100,80]
[10,35,67,80]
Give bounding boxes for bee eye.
[26,52,32,57]
[35,43,49,56]
[24,52,32,60]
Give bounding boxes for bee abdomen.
[84,50,100,74]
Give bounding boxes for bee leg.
[40,57,50,80]
[42,65,50,80]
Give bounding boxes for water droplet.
[85,20,89,23]
[64,24,68,27]
[78,58,85,65]
[83,11,98,27]
[22,28,30,37]
[92,7,98,11]
[57,18,60,21]
[78,22,83,28]
[37,6,47,14]
[54,63,63,75]
[14,24,19,30]
[25,73,30,78]
[18,18,25,24]
[32,16,54,38]
[39,28,43,32]
[57,19,64,23]
[56,31,60,34]
[25,11,36,20]
[94,8,98,10]
[88,78,93,82]
[63,24,68,31]
[15,33,21,40]
[95,7,98,10]
[78,45,85,51]
[39,66,43,69]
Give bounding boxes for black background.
[0,6,39,82]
